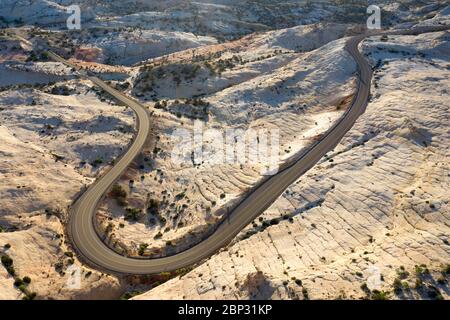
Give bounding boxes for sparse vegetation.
[414,264,430,277]
[1,254,15,276]
[302,287,309,300]
[124,207,142,221]
[120,290,143,300]
[110,184,127,206]
[371,290,389,300]
[138,243,148,256]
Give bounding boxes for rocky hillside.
[94,23,358,259]
[0,76,133,299]
[134,30,450,300]
[0,1,448,300]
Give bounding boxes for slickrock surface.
[97,28,357,258]
[1,0,449,301]
[134,31,449,300]
[0,79,133,299]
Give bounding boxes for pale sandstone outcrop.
[134,31,449,300]
[0,80,133,299]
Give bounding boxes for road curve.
[49,26,448,275]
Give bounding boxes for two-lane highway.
[48,26,448,275]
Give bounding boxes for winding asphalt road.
[47,26,448,275]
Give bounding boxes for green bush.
[414,264,429,277]
[138,243,148,256]
[111,184,127,198]
[23,276,31,284]
[1,254,15,275]
[23,292,37,300]
[125,207,142,221]
[1,255,13,268]
[393,278,402,293]
[154,232,162,240]
[14,278,24,287]
[371,290,389,300]
[120,291,142,300]
[302,287,309,300]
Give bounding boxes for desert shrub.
[14,278,24,287]
[154,232,163,240]
[302,287,309,300]
[54,261,63,272]
[23,276,31,284]
[120,291,142,300]
[175,192,185,200]
[437,276,446,285]
[1,254,13,267]
[393,278,402,294]
[148,199,160,215]
[397,266,409,279]
[415,278,423,289]
[159,272,171,280]
[414,264,429,277]
[138,244,148,256]
[110,184,126,198]
[1,254,15,275]
[105,223,114,234]
[125,207,142,221]
[371,290,389,300]
[22,292,36,300]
